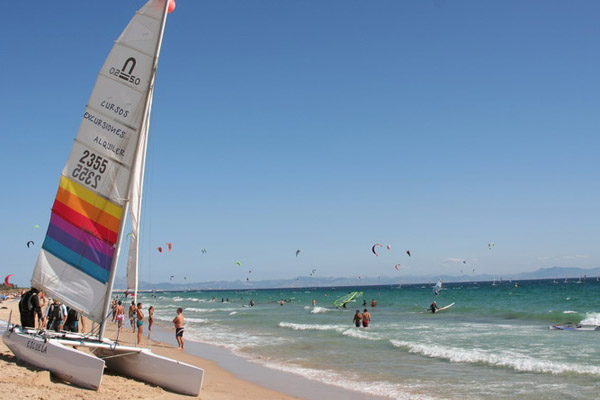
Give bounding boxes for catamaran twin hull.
[2,326,105,390]
[3,325,204,396]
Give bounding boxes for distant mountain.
[515,266,600,280]
[114,266,600,291]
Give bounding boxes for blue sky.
[1,0,598,286]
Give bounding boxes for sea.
[138,278,600,400]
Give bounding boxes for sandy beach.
[0,297,302,400]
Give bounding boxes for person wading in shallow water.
[147,305,154,339]
[362,308,372,328]
[353,310,363,327]
[428,301,439,313]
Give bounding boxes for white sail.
[126,90,153,301]
[32,0,170,324]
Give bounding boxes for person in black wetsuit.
[428,301,439,313]
[19,288,42,328]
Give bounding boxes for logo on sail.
[109,57,141,86]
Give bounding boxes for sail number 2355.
[71,150,107,189]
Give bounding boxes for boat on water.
[2,0,203,395]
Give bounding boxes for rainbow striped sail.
[32,0,170,325]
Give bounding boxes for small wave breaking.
[390,340,600,376]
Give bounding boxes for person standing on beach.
[362,308,371,328]
[136,302,144,344]
[111,299,118,322]
[115,300,125,329]
[18,287,42,328]
[173,307,185,350]
[129,301,137,332]
[64,307,85,333]
[353,310,362,327]
[147,306,154,339]
[44,298,67,331]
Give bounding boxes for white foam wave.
[185,307,239,313]
[581,312,600,325]
[229,311,238,315]
[278,322,380,341]
[186,317,209,323]
[563,310,578,314]
[185,326,289,352]
[255,359,438,400]
[279,322,346,332]
[390,340,600,376]
[310,306,332,314]
[341,328,380,341]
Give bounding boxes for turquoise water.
[139,279,600,399]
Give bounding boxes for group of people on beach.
[110,298,184,349]
[17,287,84,333]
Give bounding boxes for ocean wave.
[186,317,210,323]
[185,326,289,352]
[255,359,440,400]
[581,312,600,325]
[279,322,346,332]
[309,306,333,314]
[185,307,240,313]
[342,328,381,341]
[390,340,600,376]
[563,311,578,314]
[279,322,380,341]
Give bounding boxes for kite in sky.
[372,243,383,256]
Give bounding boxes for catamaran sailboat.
[2,0,203,395]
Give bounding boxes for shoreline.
[0,298,301,399]
[0,298,387,400]
[149,321,387,400]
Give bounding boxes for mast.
[99,0,171,339]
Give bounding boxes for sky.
[1,0,598,287]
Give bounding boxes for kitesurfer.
[428,301,439,313]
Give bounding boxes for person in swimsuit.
[136,302,144,345]
[362,308,371,328]
[129,301,137,332]
[147,306,154,339]
[173,307,185,350]
[353,310,362,327]
[115,300,125,329]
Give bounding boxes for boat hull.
[95,347,204,396]
[2,327,105,390]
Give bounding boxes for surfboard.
[550,323,600,331]
[435,302,455,312]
